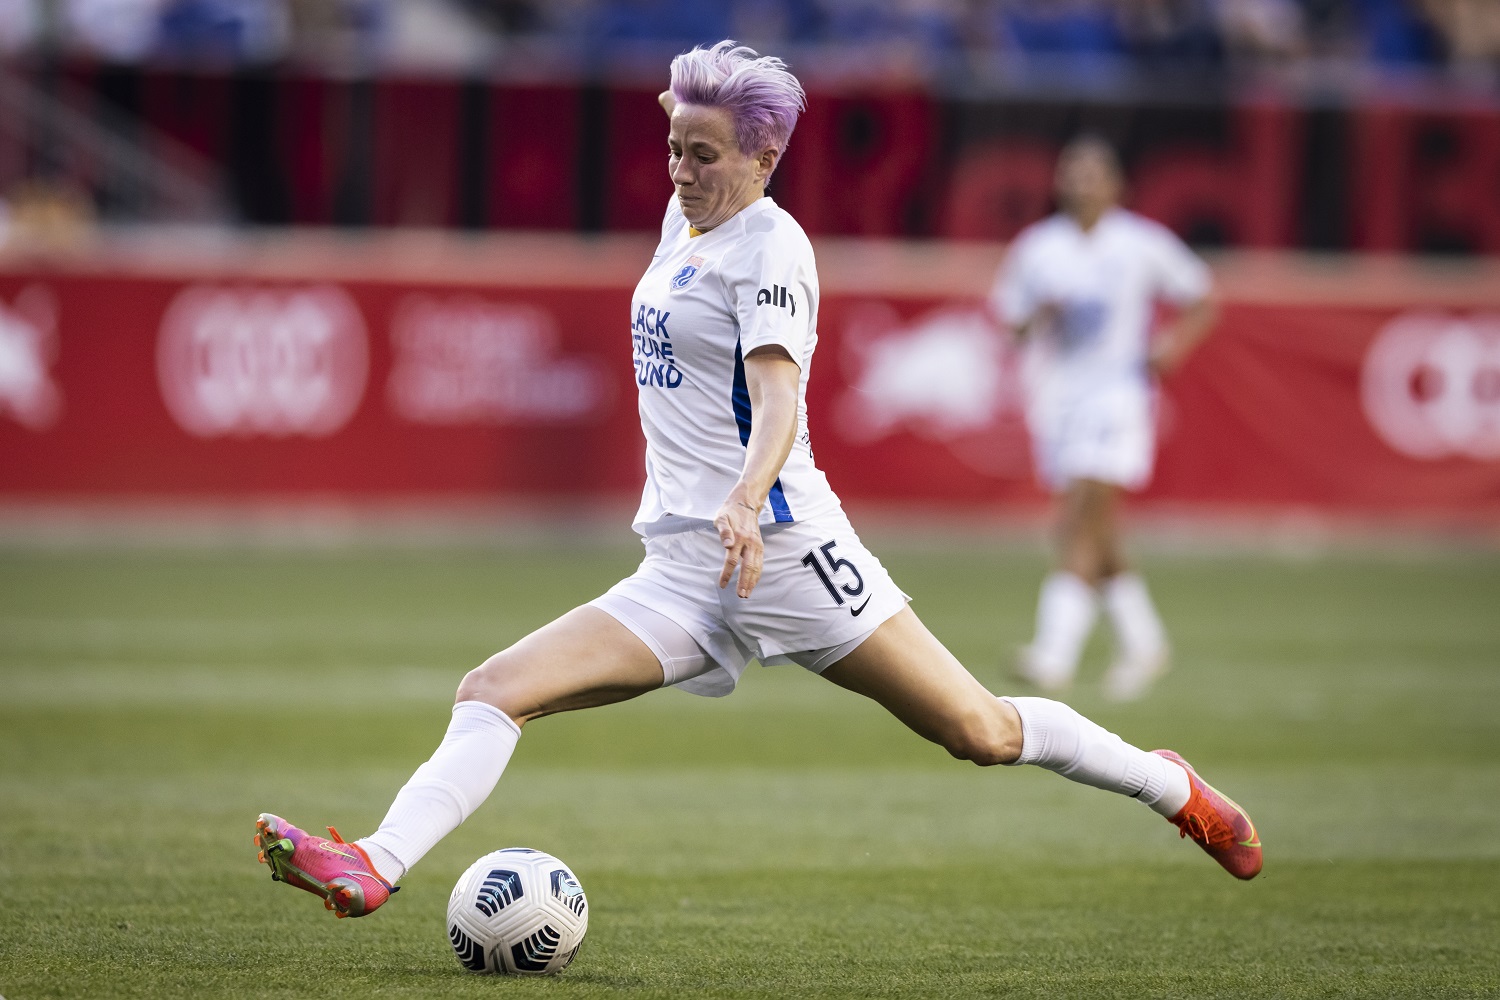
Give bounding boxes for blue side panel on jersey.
[732,339,794,523]
[767,480,792,522]
[731,339,753,446]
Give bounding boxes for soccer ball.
[446,848,588,975]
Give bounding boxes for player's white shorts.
[1028,383,1155,492]
[590,509,909,697]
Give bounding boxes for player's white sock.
[1103,572,1167,658]
[358,700,521,882]
[1026,572,1099,683]
[1002,696,1191,817]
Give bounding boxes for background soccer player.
[994,136,1219,701]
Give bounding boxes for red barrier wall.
[2,235,1498,514]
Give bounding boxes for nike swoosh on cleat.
[850,596,873,617]
[324,846,358,861]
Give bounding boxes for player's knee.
[941,708,1023,767]
[455,649,529,717]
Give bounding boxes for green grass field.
[2,533,1498,999]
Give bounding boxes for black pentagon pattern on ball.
[550,868,587,918]
[474,869,523,918]
[511,924,562,973]
[448,923,487,972]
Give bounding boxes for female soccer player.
[255,42,1259,921]
[995,136,1219,701]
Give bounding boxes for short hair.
[669,40,806,159]
[1059,133,1123,177]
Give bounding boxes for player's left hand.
[714,498,764,598]
[1148,335,1190,376]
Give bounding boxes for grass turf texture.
[1,537,1497,999]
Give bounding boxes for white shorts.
[1029,384,1155,492]
[590,509,909,697]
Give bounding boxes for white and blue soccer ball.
[446,848,588,976]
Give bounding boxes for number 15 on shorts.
[801,540,869,613]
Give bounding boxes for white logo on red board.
[387,296,611,425]
[1362,313,1500,461]
[0,286,62,431]
[156,285,369,438]
[834,304,1031,477]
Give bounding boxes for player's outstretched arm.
[715,345,800,599]
[1148,293,1218,376]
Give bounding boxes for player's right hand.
[1027,301,1063,336]
[714,500,764,599]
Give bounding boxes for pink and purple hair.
[669,41,806,159]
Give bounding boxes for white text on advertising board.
[156,285,369,438]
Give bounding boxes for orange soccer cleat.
[1152,750,1263,880]
[254,813,398,918]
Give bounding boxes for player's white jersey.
[992,208,1211,404]
[629,195,841,535]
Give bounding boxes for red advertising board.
[1,235,1498,514]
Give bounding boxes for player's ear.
[755,146,780,185]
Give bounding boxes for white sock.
[357,701,521,882]
[1028,572,1099,681]
[1103,573,1167,658]
[1002,696,1191,817]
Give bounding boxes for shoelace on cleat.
[1178,807,1235,849]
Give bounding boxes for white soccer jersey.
[992,208,1211,405]
[628,195,841,535]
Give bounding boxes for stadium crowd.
[1,0,1497,83]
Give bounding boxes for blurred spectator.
[0,0,42,55]
[64,0,166,61]
[730,0,825,49]
[0,0,1467,87]
[286,0,385,66]
[997,0,1123,57]
[591,0,732,47]
[820,0,965,53]
[1115,0,1222,74]
[455,0,548,34]
[1422,0,1500,79]
[1215,0,1307,64]
[1352,0,1443,67]
[2,177,95,252]
[156,0,291,64]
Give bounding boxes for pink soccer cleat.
[1152,750,1263,880]
[254,813,397,918]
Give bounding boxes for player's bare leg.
[1022,479,1169,699]
[824,606,1023,765]
[1059,477,1122,585]
[456,605,667,723]
[1066,480,1172,700]
[1019,479,1113,689]
[825,606,1260,879]
[256,607,664,914]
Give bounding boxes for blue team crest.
[670,255,707,291]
